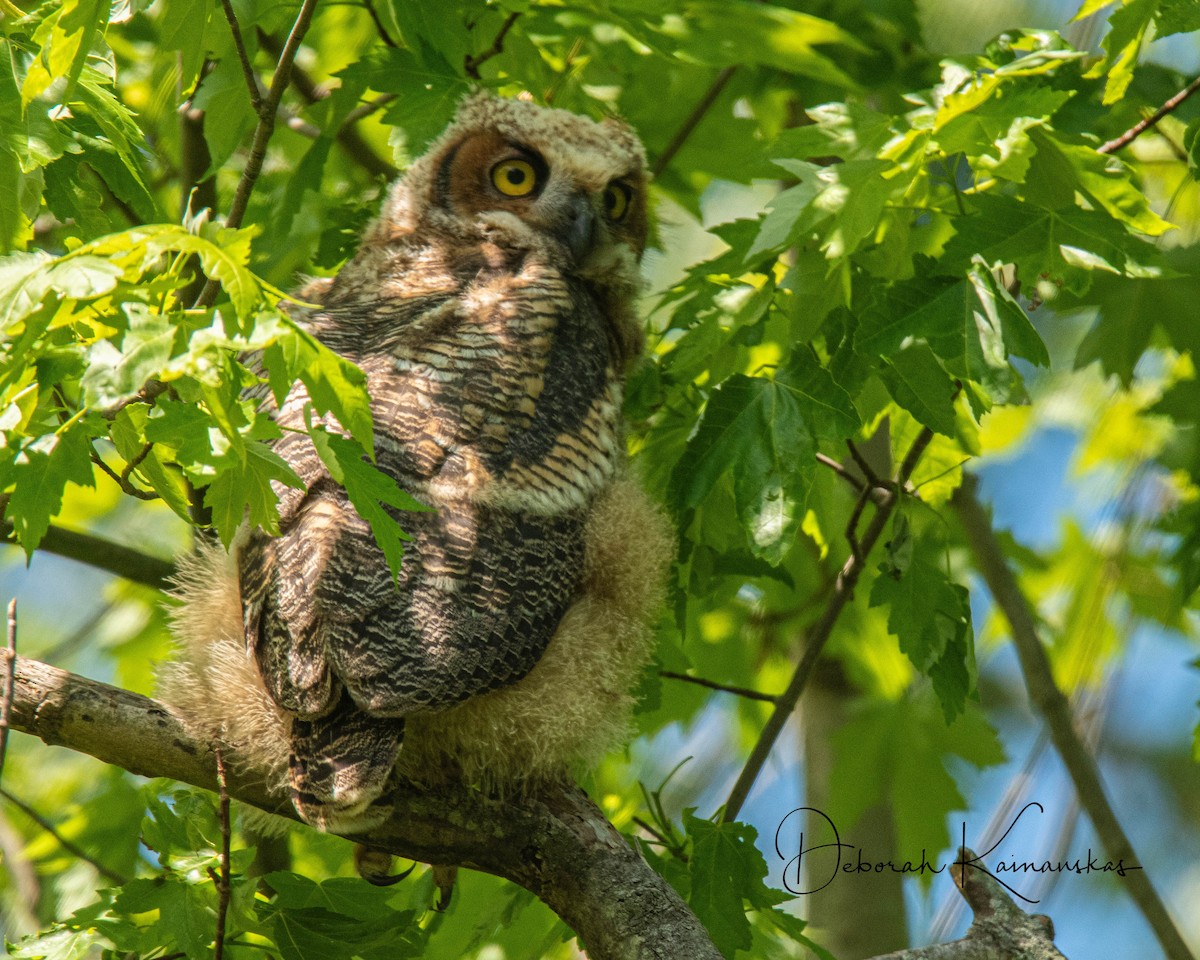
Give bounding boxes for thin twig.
[651,66,737,178]
[361,0,397,48]
[659,670,777,703]
[721,424,935,824]
[219,0,262,113]
[209,747,232,960]
[816,452,865,492]
[953,475,1194,960]
[464,12,520,80]
[844,485,869,562]
[845,438,883,487]
[1098,73,1200,156]
[0,601,15,786]
[194,0,321,309]
[342,93,397,126]
[0,786,128,884]
[258,30,397,180]
[119,441,155,486]
[90,450,162,502]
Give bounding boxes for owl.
[161,92,672,835]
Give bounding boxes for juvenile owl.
[162,92,672,833]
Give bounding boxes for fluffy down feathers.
[161,474,671,807]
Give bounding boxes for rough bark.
[9,656,719,960]
[10,655,1072,960]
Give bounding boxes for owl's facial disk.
[437,129,647,268]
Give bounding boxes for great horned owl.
[162,92,672,833]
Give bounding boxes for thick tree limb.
[953,475,1194,960]
[11,654,1074,959]
[9,657,721,960]
[870,849,1066,960]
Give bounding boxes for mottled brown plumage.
[162,92,671,832]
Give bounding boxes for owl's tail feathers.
[288,692,404,834]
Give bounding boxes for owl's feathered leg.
[287,690,403,832]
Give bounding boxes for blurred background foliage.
[1,0,1199,957]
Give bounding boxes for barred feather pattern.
[240,240,629,827]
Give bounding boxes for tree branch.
[659,670,777,703]
[9,657,722,960]
[722,425,934,824]
[464,12,521,80]
[651,66,737,178]
[1,521,176,590]
[257,30,397,180]
[219,0,262,114]
[869,848,1066,960]
[1098,73,1200,156]
[953,475,1194,960]
[194,0,321,309]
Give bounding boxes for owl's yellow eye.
[603,182,632,221]
[491,159,538,197]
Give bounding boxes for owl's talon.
[354,844,416,886]
[432,864,458,911]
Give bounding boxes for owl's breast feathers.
[242,250,625,728]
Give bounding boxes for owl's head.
[368,92,649,286]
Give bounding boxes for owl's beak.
[564,194,597,263]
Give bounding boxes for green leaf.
[1026,128,1174,236]
[8,927,105,960]
[358,47,472,156]
[22,0,109,106]
[684,813,781,959]
[776,349,862,441]
[156,0,213,92]
[1082,0,1156,104]
[669,374,816,564]
[878,343,958,438]
[829,700,1004,872]
[308,427,428,582]
[80,303,176,407]
[670,1,866,87]
[939,194,1164,296]
[204,439,306,547]
[6,419,96,554]
[869,514,976,719]
[278,323,376,453]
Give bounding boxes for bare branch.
[0,601,15,785]
[91,449,162,502]
[10,657,723,960]
[816,452,865,492]
[869,849,1067,960]
[659,670,777,703]
[722,424,935,824]
[0,786,128,885]
[219,0,262,113]
[194,0,322,309]
[258,30,398,180]
[953,475,1194,960]
[464,12,521,80]
[210,747,232,960]
[651,67,737,178]
[1,521,176,590]
[1099,73,1200,156]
